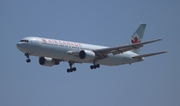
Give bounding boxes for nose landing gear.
[25,53,31,63]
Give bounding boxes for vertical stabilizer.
[126,24,146,54]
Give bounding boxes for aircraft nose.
[16,42,25,51]
[16,42,21,49]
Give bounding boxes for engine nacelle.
[39,57,59,67]
[79,50,95,61]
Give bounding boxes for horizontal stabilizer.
[132,51,167,59]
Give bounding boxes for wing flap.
[94,39,162,55]
[132,51,167,59]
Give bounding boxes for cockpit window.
[20,40,29,42]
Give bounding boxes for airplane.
[16,24,166,73]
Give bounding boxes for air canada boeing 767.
[17,24,166,73]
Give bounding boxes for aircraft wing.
[132,51,167,59]
[93,39,162,58]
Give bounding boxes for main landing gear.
[90,64,100,69]
[67,61,76,73]
[25,53,31,63]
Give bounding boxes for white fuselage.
[17,37,143,66]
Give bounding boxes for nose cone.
[16,42,21,50]
[16,42,27,52]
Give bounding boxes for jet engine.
[79,50,95,61]
[39,57,59,66]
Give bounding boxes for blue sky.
[0,0,179,106]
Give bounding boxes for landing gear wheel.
[25,53,31,63]
[67,61,77,73]
[96,64,100,68]
[67,69,70,73]
[26,59,31,63]
[90,65,94,69]
[90,64,100,69]
[72,67,76,71]
[67,67,76,73]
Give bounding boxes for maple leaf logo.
[41,38,47,43]
[131,37,140,44]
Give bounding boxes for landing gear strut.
[25,53,31,63]
[67,61,76,73]
[90,64,100,69]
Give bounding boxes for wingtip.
[158,51,167,54]
[162,51,168,53]
[158,38,162,40]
